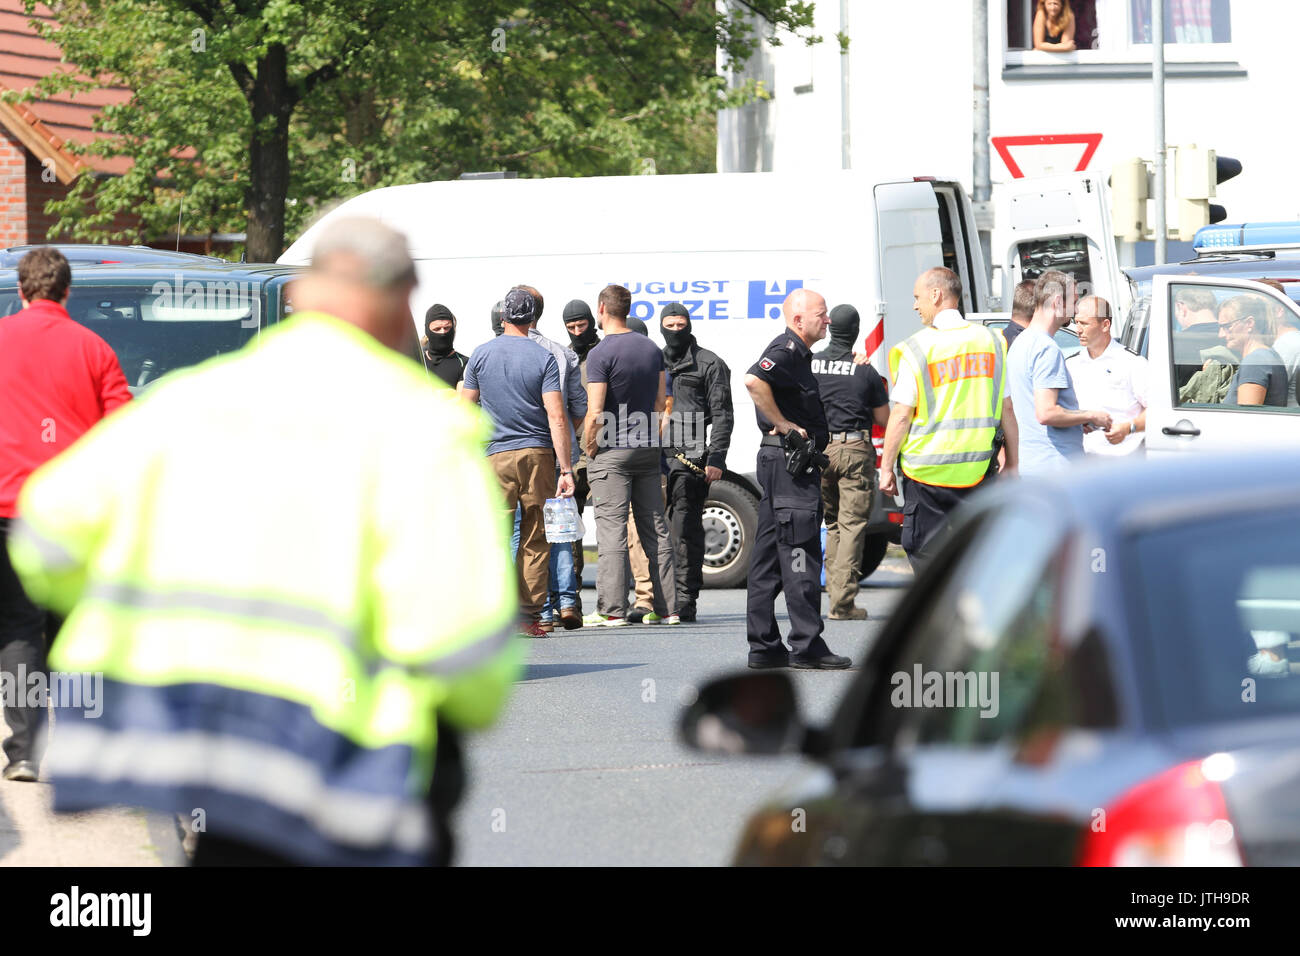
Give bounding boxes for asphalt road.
[0,550,911,867]
[456,550,913,866]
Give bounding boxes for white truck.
[281,169,1101,585]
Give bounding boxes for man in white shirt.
[1067,295,1147,456]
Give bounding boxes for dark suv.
[0,263,300,391]
[0,244,230,270]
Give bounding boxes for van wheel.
[858,533,890,581]
[701,480,759,589]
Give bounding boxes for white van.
[280,169,996,585]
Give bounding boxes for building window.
[1007,1,1099,51]
[1130,0,1231,44]
[1005,0,1236,68]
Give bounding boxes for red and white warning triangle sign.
[991,133,1102,179]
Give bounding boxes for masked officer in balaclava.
[810,304,889,620]
[659,302,733,622]
[490,300,505,338]
[423,303,469,389]
[564,299,599,362]
[561,299,599,612]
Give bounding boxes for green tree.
[17,1,818,260]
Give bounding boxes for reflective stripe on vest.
[46,721,433,853]
[892,323,1006,488]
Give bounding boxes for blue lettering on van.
[709,299,728,320]
[748,279,803,320]
[629,300,654,321]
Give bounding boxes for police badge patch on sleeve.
[759,358,775,371]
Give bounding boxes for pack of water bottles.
[543,497,584,543]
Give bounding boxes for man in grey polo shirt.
[582,284,678,627]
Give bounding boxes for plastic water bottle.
[544,499,562,542]
[545,498,580,543]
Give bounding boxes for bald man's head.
[912,267,962,325]
[288,216,419,355]
[783,288,829,347]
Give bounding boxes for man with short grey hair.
[10,216,523,866]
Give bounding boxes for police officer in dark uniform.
[660,302,734,622]
[743,289,851,669]
[811,304,889,620]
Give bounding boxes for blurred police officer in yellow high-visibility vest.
[6,217,522,866]
[879,267,1019,573]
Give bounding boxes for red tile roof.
[0,0,132,179]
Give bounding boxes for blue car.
[683,450,1300,865]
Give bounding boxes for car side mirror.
[679,673,806,756]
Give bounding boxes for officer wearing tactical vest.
[811,304,889,620]
[6,217,522,866]
[744,289,851,670]
[879,267,1019,572]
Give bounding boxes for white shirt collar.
[1073,337,1124,364]
[932,309,968,330]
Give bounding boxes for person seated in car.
[1219,295,1288,407]
[1172,287,1222,390]
[1259,279,1300,406]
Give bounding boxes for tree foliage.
[16,1,819,259]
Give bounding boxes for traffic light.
[1110,157,1150,242]
[1175,145,1242,241]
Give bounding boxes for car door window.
[67,281,259,388]
[1171,282,1300,411]
[1130,506,1300,728]
[857,503,1116,754]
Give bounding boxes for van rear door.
[998,172,1126,322]
[1146,274,1300,454]
[931,181,992,314]
[873,181,944,362]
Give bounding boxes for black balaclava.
[424,303,456,356]
[626,316,649,336]
[490,301,505,337]
[828,304,860,354]
[563,299,599,359]
[660,302,695,362]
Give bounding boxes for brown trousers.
[490,446,556,621]
[820,439,875,616]
[626,512,655,610]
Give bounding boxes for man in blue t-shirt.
[462,288,574,637]
[582,284,679,627]
[1007,270,1112,476]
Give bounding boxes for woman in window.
[1034,0,1077,51]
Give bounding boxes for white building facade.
[719,0,1300,258]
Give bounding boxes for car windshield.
[0,279,260,389]
[1132,506,1300,728]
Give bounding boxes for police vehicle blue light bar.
[1193,222,1300,251]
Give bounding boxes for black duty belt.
[760,435,785,447]
[829,430,868,442]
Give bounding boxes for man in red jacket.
[0,247,130,781]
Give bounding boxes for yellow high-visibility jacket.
[889,320,1007,488]
[7,311,522,865]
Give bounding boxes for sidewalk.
[0,716,187,866]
